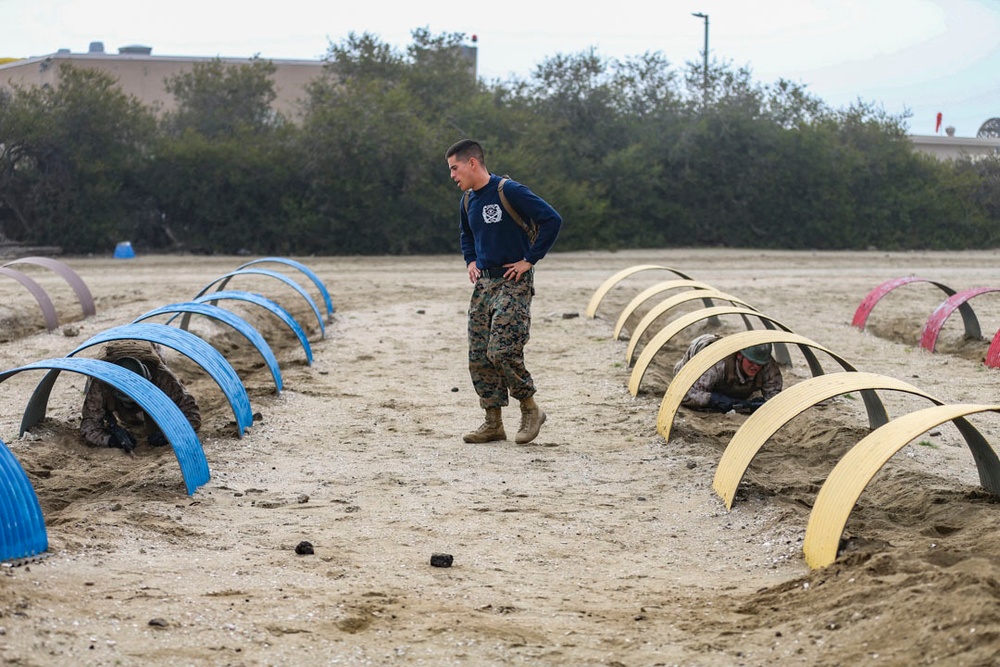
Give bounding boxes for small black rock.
[430,553,453,568]
[295,541,314,555]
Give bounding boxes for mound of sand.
[1,249,999,665]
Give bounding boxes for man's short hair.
[446,139,485,164]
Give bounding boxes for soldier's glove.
[733,397,767,414]
[148,429,169,447]
[707,392,739,412]
[107,424,137,453]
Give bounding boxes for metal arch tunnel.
[236,257,334,321]
[625,289,758,366]
[803,403,1000,569]
[851,276,962,330]
[0,438,48,563]
[585,264,696,318]
[2,358,209,495]
[656,330,889,442]
[134,302,283,394]
[1,256,96,318]
[986,329,1000,369]
[20,323,254,439]
[713,372,1000,509]
[919,287,1000,352]
[0,267,58,331]
[612,280,716,340]
[187,291,313,365]
[628,306,798,396]
[190,268,325,338]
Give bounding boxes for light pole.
[691,12,709,105]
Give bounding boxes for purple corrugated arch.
[1,257,95,318]
[0,267,58,331]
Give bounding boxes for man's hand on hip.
[503,260,534,281]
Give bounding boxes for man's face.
[448,155,476,191]
[738,353,763,378]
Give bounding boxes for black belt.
[480,267,509,279]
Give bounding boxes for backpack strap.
[497,177,538,244]
[462,177,539,245]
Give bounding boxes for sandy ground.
[0,248,999,666]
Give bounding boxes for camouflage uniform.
[80,341,201,447]
[459,173,561,413]
[468,270,536,409]
[676,334,783,409]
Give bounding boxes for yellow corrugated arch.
[612,280,715,340]
[713,372,947,509]
[585,265,695,318]
[656,330,887,442]
[625,289,754,365]
[803,403,1000,569]
[628,306,794,396]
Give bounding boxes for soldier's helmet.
[740,343,772,365]
[112,356,151,407]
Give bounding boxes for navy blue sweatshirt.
[459,174,562,269]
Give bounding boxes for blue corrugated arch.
[134,302,283,394]
[0,438,48,562]
[20,323,254,446]
[235,257,334,320]
[185,290,313,365]
[3,358,210,495]
[192,268,325,338]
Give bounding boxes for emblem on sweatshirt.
[483,204,503,224]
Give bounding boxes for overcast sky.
[2,0,998,137]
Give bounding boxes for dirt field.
[0,249,999,666]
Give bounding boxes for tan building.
[0,40,478,121]
[0,42,327,120]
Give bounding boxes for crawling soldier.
[80,341,201,452]
[675,334,783,414]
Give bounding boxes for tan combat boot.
[515,396,547,444]
[463,407,506,443]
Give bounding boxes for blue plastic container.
[113,241,135,259]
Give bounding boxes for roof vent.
[88,41,105,53]
[118,45,152,55]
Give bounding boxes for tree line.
[2,28,999,256]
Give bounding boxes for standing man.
[446,139,562,444]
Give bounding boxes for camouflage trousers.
[468,270,536,409]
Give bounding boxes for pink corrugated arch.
[852,276,961,330]
[986,331,1000,368]
[919,287,1000,352]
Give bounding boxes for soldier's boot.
[515,396,547,444]
[463,407,506,443]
